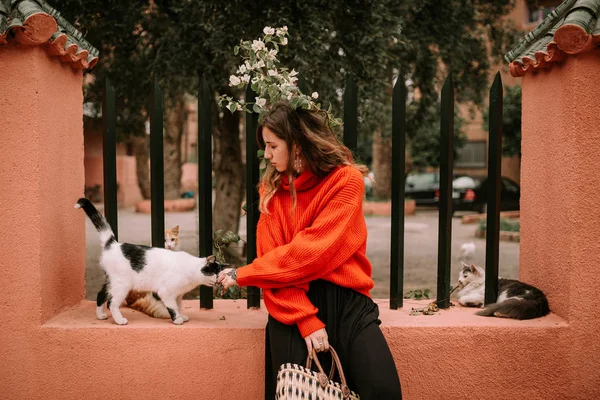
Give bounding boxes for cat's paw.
[96,308,108,320]
[173,317,184,325]
[181,314,190,322]
[114,317,129,325]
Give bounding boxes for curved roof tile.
[0,0,98,69]
[506,0,599,77]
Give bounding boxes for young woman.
[218,101,402,399]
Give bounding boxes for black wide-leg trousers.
[265,280,402,399]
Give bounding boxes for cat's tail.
[75,198,116,248]
[476,298,550,320]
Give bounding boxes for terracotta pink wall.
[521,50,600,397]
[0,44,85,324]
[0,42,86,391]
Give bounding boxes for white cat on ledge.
[75,198,221,325]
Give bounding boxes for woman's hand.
[304,328,330,356]
[217,268,238,290]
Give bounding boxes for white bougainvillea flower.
[252,39,266,52]
[255,97,267,108]
[218,26,343,129]
[229,75,241,86]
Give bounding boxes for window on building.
[455,141,486,168]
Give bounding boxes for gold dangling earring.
[294,151,302,174]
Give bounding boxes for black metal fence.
[100,71,504,311]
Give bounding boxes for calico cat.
[164,225,180,250]
[76,198,221,325]
[124,225,181,319]
[453,262,550,320]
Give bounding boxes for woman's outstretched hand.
[305,328,330,356]
[217,268,238,290]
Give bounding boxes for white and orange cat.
[76,198,220,325]
[124,225,181,319]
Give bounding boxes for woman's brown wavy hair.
[257,101,368,213]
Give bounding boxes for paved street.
[85,206,519,300]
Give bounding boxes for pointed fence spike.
[343,75,358,153]
[150,77,165,249]
[244,82,261,309]
[198,73,214,310]
[436,75,454,309]
[102,77,118,240]
[485,72,503,306]
[390,75,407,310]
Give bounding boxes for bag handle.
[305,349,336,381]
[305,346,352,399]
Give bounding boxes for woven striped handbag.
[275,346,359,400]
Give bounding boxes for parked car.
[405,171,440,206]
[451,176,520,214]
[405,171,467,206]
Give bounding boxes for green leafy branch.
[217,26,342,128]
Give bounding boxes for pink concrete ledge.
[375,299,565,327]
[44,299,269,329]
[32,300,570,399]
[44,299,565,330]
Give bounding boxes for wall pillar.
[520,50,600,396]
[0,44,86,327]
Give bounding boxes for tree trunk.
[131,135,151,199]
[163,95,186,200]
[372,128,393,199]
[212,98,245,265]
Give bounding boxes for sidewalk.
[84,207,520,300]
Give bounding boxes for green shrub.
[478,218,520,232]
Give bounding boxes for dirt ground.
[84,206,519,300]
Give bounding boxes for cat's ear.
[461,261,470,269]
[172,225,179,234]
[469,264,479,275]
[206,255,216,264]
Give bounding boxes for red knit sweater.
[236,165,374,337]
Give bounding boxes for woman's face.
[262,127,290,173]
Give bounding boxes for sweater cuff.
[235,265,252,287]
[297,315,326,338]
